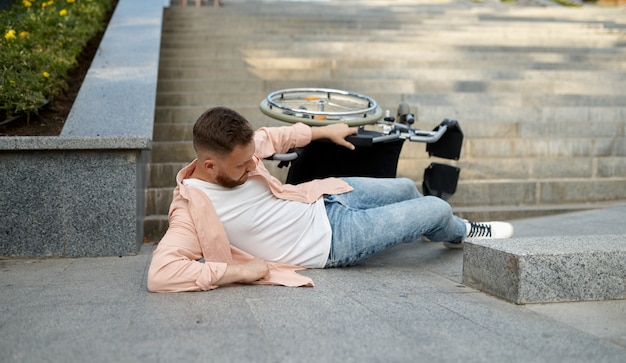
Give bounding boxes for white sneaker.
[443,221,514,249]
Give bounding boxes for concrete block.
[0,146,148,257]
[462,236,626,304]
[0,0,167,257]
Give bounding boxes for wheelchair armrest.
[267,152,299,161]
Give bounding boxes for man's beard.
[215,171,248,188]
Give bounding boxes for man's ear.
[202,158,215,171]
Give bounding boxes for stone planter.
[0,0,168,257]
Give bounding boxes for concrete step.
[152,119,625,143]
[146,187,175,216]
[463,235,626,304]
[149,162,188,187]
[158,105,626,127]
[143,215,169,242]
[156,91,626,108]
[154,102,626,126]
[452,201,623,223]
[401,104,626,123]
[158,56,626,74]
[155,92,264,107]
[155,137,626,164]
[154,105,273,125]
[144,191,614,245]
[152,141,195,163]
[451,178,626,207]
[161,40,625,59]
[159,40,625,59]
[159,28,625,46]
[144,178,626,241]
[156,66,626,84]
[462,137,625,158]
[162,31,624,48]
[161,16,625,35]
[148,136,626,186]
[156,78,626,96]
[161,6,624,29]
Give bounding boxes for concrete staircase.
[145,0,626,241]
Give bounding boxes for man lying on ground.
[147,106,513,292]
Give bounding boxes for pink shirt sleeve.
[147,198,228,292]
[253,122,312,159]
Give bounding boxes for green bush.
[0,0,112,119]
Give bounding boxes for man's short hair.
[193,107,255,156]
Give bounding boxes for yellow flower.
[23,0,32,7]
[59,9,67,16]
[4,29,16,40]
[43,71,50,78]
[66,0,75,3]
[10,80,16,86]
[20,31,29,39]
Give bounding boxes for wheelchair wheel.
[260,88,383,126]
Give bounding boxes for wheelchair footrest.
[422,163,460,201]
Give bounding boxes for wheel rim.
[260,88,383,126]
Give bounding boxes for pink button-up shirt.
[147,123,353,292]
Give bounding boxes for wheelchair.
[260,88,463,200]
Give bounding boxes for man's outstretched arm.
[147,244,270,292]
[311,123,357,150]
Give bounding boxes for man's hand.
[215,257,270,285]
[311,123,358,150]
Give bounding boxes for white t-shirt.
[183,177,332,268]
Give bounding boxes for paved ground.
[1,203,625,362]
[2,0,624,361]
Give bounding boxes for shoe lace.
[467,222,492,238]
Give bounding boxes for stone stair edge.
[154,107,626,125]
[153,121,625,139]
[453,200,625,216]
[141,208,614,243]
[155,79,626,94]
[156,68,626,81]
[162,4,625,17]
[145,180,626,205]
[157,61,626,73]
[159,43,626,56]
[154,93,626,109]
[159,26,624,36]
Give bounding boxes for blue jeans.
[323,177,466,267]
